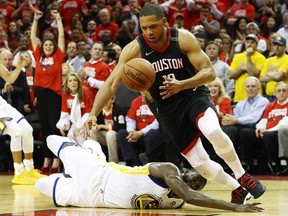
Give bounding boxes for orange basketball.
[122,58,156,92]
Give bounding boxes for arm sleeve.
[86,77,104,89]
[126,116,136,132]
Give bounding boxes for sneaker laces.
[240,174,257,189]
[232,187,244,203]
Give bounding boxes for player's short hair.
[139,4,164,20]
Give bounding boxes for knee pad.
[18,119,33,138]
[194,159,223,181]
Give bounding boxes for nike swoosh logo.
[145,50,154,56]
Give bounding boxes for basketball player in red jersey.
[84,4,266,205]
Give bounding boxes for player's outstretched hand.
[159,77,182,99]
[83,114,97,138]
[234,202,264,212]
[18,52,30,68]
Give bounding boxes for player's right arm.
[83,40,141,137]
[0,52,29,83]
[149,163,263,212]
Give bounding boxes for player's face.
[182,169,207,191]
[140,16,166,44]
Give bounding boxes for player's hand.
[4,83,13,93]
[23,104,31,113]
[159,77,182,99]
[83,115,97,138]
[18,52,31,68]
[234,202,264,212]
[60,125,66,136]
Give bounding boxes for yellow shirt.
[229,51,266,102]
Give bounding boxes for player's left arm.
[178,29,216,89]
[149,163,263,212]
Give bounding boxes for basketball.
[122,58,156,92]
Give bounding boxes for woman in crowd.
[57,72,92,145]
[207,77,233,121]
[31,9,65,174]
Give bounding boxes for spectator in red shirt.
[160,0,194,30]
[60,0,88,27]
[96,8,119,42]
[0,0,15,24]
[80,41,110,100]
[227,0,256,26]
[56,72,92,144]
[31,10,65,174]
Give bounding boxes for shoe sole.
[252,184,266,199]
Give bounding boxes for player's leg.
[182,139,251,204]
[198,108,245,178]
[197,107,266,199]
[17,118,46,179]
[3,120,35,184]
[47,135,106,183]
[35,173,83,207]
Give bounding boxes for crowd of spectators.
[0,0,288,176]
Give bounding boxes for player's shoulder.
[119,40,141,61]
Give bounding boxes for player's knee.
[9,123,23,138]
[46,135,60,150]
[21,122,33,137]
[194,160,223,181]
[205,128,225,145]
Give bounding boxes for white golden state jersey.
[102,163,185,209]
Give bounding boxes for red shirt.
[262,101,288,129]
[126,96,156,130]
[60,0,88,27]
[33,45,65,95]
[84,60,110,98]
[0,5,15,23]
[61,90,92,115]
[167,5,190,30]
[229,3,256,21]
[96,22,119,42]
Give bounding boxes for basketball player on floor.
[84,4,266,204]
[0,50,46,184]
[35,134,263,212]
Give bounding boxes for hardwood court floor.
[0,174,287,216]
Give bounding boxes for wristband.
[34,15,40,22]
